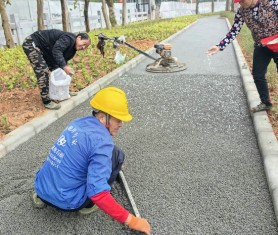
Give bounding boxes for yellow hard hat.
[90,87,132,122]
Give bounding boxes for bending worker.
[23,29,91,110]
[207,0,278,113]
[32,87,151,235]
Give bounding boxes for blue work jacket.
[34,116,114,209]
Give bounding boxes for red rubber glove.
[125,214,151,235]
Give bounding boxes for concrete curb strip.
[0,20,196,159]
[227,18,278,223]
[272,189,278,219]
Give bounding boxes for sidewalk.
[0,16,278,234]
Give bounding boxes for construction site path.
[0,16,278,235]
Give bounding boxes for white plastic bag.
[114,50,126,65]
[49,68,71,101]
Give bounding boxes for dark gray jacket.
[31,29,76,70]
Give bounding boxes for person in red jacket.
[23,29,91,110]
[208,0,278,112]
[32,87,151,235]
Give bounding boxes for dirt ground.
[0,88,45,139]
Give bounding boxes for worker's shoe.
[69,91,78,96]
[31,192,46,209]
[251,103,272,113]
[78,204,99,215]
[44,101,61,110]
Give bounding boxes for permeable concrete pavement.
[0,16,278,234]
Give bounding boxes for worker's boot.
[78,204,99,215]
[69,91,78,97]
[251,103,272,113]
[44,101,61,110]
[31,192,46,208]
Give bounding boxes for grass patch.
[0,15,198,94]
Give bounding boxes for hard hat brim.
[114,114,133,122]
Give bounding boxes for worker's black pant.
[252,46,278,106]
[38,145,125,211]
[22,36,53,105]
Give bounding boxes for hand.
[125,214,151,235]
[117,35,126,44]
[207,46,220,55]
[63,65,75,76]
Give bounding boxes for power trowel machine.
[96,33,187,73]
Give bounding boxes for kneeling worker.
[32,87,151,235]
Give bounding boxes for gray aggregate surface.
[0,16,277,235]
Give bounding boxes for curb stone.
[0,21,196,159]
[227,18,278,223]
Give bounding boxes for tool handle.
[124,42,157,61]
[119,171,141,217]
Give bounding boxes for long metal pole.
[119,170,141,217]
[96,34,156,61]
[124,42,156,61]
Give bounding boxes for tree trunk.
[155,0,161,19]
[0,0,15,48]
[60,0,70,32]
[195,0,199,14]
[84,0,90,32]
[37,0,44,30]
[211,0,214,13]
[225,0,230,11]
[149,0,155,20]
[122,0,126,26]
[101,0,111,29]
[106,0,117,27]
[230,0,234,12]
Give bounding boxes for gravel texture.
[0,16,277,235]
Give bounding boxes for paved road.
[0,16,277,235]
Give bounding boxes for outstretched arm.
[208,10,244,55]
[91,191,151,235]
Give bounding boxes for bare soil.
[0,88,45,139]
